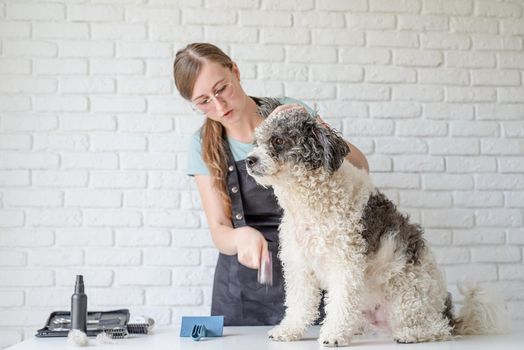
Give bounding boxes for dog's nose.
[246,156,258,168]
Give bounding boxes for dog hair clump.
[67,329,89,347]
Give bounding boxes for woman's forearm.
[209,223,239,256]
[209,224,267,269]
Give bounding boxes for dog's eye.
[273,138,284,146]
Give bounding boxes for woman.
[173,43,369,326]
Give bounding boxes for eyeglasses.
[191,81,235,114]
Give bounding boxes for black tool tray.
[36,309,130,337]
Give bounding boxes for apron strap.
[223,139,247,228]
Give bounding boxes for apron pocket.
[237,263,264,293]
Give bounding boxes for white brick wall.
[1,0,523,347]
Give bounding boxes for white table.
[7,326,524,349]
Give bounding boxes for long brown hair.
[173,43,233,219]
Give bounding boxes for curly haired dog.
[246,106,507,347]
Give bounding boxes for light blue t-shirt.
[187,97,315,176]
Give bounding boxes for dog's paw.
[352,323,367,335]
[392,327,445,344]
[394,337,416,344]
[318,329,351,347]
[319,336,350,347]
[268,325,304,342]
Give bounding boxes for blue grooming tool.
[180,316,224,341]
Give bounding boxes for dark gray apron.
[210,140,286,326]
[209,97,325,326]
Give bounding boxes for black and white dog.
[246,106,506,347]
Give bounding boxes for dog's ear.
[312,124,350,174]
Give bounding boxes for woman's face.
[190,60,247,124]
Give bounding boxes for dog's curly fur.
[246,107,507,347]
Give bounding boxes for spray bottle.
[71,275,88,332]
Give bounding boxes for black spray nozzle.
[75,275,85,293]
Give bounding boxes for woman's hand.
[315,114,330,128]
[234,226,269,269]
[270,103,304,116]
[271,104,327,127]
